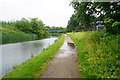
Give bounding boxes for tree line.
[67,1,120,34]
[1,17,66,44]
[1,18,51,44]
[1,18,49,38]
[45,26,66,30]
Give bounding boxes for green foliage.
[3,35,65,78]
[112,21,120,34]
[94,2,120,22]
[30,18,45,38]
[1,18,50,44]
[105,19,120,34]
[70,2,96,28]
[46,26,65,30]
[67,14,79,32]
[12,65,18,69]
[67,31,119,78]
[67,1,120,32]
[1,24,37,44]
[2,33,37,44]
[105,19,114,33]
[15,18,33,33]
[107,19,114,23]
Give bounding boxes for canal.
[0,37,58,77]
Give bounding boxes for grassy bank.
[3,35,65,78]
[1,18,50,44]
[2,33,37,44]
[1,26,38,44]
[67,31,119,78]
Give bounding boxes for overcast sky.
[0,0,74,28]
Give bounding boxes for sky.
[0,0,74,28]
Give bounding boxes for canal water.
[0,37,58,77]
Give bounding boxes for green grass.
[1,26,38,44]
[2,33,37,44]
[67,31,120,78]
[2,34,65,78]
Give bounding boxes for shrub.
[112,21,120,34]
[105,19,120,34]
[105,19,114,33]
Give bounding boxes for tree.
[70,2,96,28]
[15,18,32,33]
[93,2,120,22]
[67,14,79,32]
[68,1,120,32]
[30,18,45,38]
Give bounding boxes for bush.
[105,19,120,34]
[112,21,120,34]
[105,19,114,33]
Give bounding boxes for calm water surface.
[0,37,58,77]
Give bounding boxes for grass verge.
[67,31,119,78]
[2,34,65,78]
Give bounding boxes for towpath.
[40,34,80,78]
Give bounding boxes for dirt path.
[40,35,80,78]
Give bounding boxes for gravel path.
[40,35,80,78]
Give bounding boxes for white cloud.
[0,0,74,27]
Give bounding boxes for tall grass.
[2,33,37,44]
[67,31,119,78]
[1,26,38,44]
[2,35,65,78]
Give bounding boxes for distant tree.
[45,25,65,30]
[30,18,45,38]
[15,18,32,33]
[70,2,96,28]
[67,14,79,32]
[2,17,49,39]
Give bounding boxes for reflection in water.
[1,37,58,76]
[57,41,76,58]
